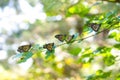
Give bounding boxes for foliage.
[0,0,120,80]
[87,70,111,80]
[14,9,119,79]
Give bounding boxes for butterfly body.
[43,43,54,51]
[17,44,32,53]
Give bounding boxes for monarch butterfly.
[43,43,54,51]
[17,44,32,53]
[65,35,74,43]
[89,23,101,32]
[55,34,66,42]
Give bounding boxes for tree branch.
[56,22,120,47]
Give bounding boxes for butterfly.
[43,43,54,51]
[65,35,74,43]
[17,44,32,53]
[89,23,101,32]
[55,34,66,42]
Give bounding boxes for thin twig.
[56,22,119,47]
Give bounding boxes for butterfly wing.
[55,34,66,42]
[17,44,31,53]
[43,43,54,51]
[22,45,31,52]
[65,35,74,43]
[90,23,101,32]
[46,43,53,51]
[17,46,23,53]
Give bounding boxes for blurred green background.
[0,0,120,80]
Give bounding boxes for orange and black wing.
[17,44,31,53]
[55,34,66,42]
[43,43,54,51]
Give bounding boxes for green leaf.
[13,53,23,59]
[23,51,33,58]
[115,33,120,42]
[101,18,109,24]
[95,70,111,78]
[117,16,120,21]
[116,73,120,80]
[87,70,111,80]
[41,0,64,16]
[105,10,117,18]
[45,50,55,59]
[17,52,33,63]
[103,54,115,66]
[96,70,103,77]
[102,71,111,78]
[114,44,120,49]
[108,32,120,42]
[78,48,94,63]
[86,75,96,80]
[108,32,117,38]
[66,2,89,17]
[95,47,112,54]
[105,12,113,18]
[68,47,81,56]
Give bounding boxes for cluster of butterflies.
[17,34,75,53]
[17,23,101,53]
